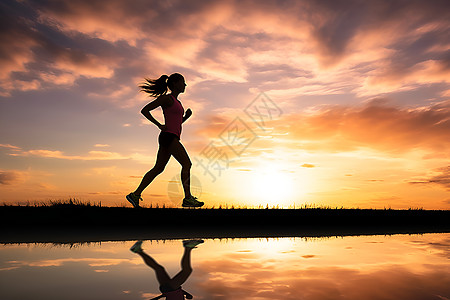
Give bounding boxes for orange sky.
[1,0,449,208]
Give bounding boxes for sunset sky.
[1,0,449,208]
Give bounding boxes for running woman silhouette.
[130,240,203,300]
[126,73,203,208]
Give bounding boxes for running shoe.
[183,239,204,248]
[130,240,143,253]
[182,195,204,208]
[126,192,142,208]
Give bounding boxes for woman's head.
[140,73,186,97]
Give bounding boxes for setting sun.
[249,164,296,207]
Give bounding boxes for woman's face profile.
[173,78,186,93]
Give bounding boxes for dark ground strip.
[1,206,449,243]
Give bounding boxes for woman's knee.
[181,160,192,171]
[151,164,166,174]
[182,265,193,275]
[152,263,166,274]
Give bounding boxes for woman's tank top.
[162,95,184,138]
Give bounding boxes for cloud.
[410,166,450,190]
[93,144,110,148]
[0,0,133,96]
[2,143,128,161]
[2,0,448,98]
[0,144,21,151]
[410,237,450,259]
[282,99,450,155]
[0,170,22,185]
[195,99,450,156]
[14,149,128,161]
[0,3,40,95]
[307,1,449,63]
[23,258,129,268]
[193,257,450,300]
[2,143,159,165]
[361,55,450,96]
[301,164,315,168]
[32,0,149,43]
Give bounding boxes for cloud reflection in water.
[0,234,449,300]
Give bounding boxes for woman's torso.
[162,94,184,138]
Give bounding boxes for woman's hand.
[158,124,167,131]
[183,108,192,123]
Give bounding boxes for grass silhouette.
[3,198,102,208]
[2,199,426,210]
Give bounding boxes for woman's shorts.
[158,132,179,148]
[159,284,182,294]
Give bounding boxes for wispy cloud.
[280,99,450,155]
[11,149,127,161]
[0,170,23,185]
[3,143,128,161]
[2,143,158,165]
[301,164,315,168]
[195,99,450,156]
[18,258,130,268]
[194,256,450,300]
[410,166,450,190]
[93,144,110,148]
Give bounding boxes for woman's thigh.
[168,140,191,168]
[153,145,171,169]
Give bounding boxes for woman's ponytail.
[140,75,169,97]
[140,73,184,97]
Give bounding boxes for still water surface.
[1,233,449,300]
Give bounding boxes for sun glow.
[249,164,296,207]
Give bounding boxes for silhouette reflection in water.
[130,240,204,299]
